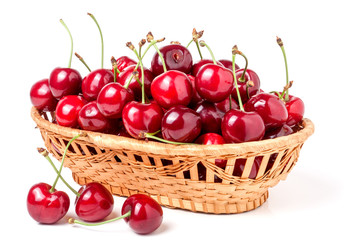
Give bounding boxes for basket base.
[72,173,269,214]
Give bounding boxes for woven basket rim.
[31,106,314,157]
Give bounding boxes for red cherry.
[151,44,193,76]
[264,124,293,139]
[194,101,222,134]
[244,92,288,130]
[191,59,224,76]
[214,97,240,116]
[221,109,265,143]
[151,70,193,109]
[187,74,203,107]
[195,64,234,103]
[233,158,261,179]
[285,95,305,126]
[121,194,163,234]
[97,82,134,118]
[118,65,154,100]
[195,133,227,168]
[122,101,164,139]
[114,56,137,73]
[82,69,114,101]
[75,182,114,222]
[30,79,58,112]
[231,68,261,104]
[77,101,115,133]
[218,59,240,71]
[49,68,82,99]
[27,183,70,224]
[161,105,202,143]
[55,95,87,128]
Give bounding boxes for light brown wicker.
[31,106,314,214]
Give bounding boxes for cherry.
[118,65,153,100]
[151,43,193,76]
[55,95,87,128]
[232,68,261,104]
[218,59,240,71]
[151,70,193,109]
[187,74,203,107]
[214,96,240,116]
[276,37,305,127]
[97,82,134,118]
[114,56,137,73]
[191,59,224,76]
[122,101,164,139]
[74,182,114,222]
[244,92,288,130]
[82,69,114,101]
[194,101,222,134]
[221,46,265,143]
[77,101,116,133]
[69,194,163,235]
[30,79,58,112]
[121,194,163,234]
[27,183,70,224]
[263,124,293,140]
[195,133,227,168]
[49,19,82,99]
[162,105,202,143]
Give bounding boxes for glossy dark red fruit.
[151,44,193,76]
[97,82,134,118]
[195,133,227,169]
[122,101,164,139]
[195,64,234,103]
[194,101,222,134]
[214,97,240,116]
[264,124,293,140]
[162,105,202,143]
[49,68,82,100]
[121,194,163,234]
[285,95,305,126]
[27,182,70,224]
[151,70,193,109]
[82,69,114,101]
[114,56,137,73]
[244,92,288,130]
[56,95,87,128]
[231,69,261,104]
[187,74,203,107]
[118,65,154,100]
[30,79,58,112]
[77,101,115,133]
[75,182,114,222]
[218,59,240,71]
[221,109,265,143]
[191,59,224,76]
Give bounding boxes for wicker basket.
[31,106,314,214]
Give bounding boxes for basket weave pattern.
[31,107,314,214]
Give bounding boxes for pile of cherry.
[29,13,305,228]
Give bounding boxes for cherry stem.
[232,51,245,111]
[127,42,146,104]
[50,133,82,193]
[237,52,248,82]
[111,56,117,82]
[142,132,198,145]
[199,40,216,64]
[38,148,80,197]
[59,19,73,68]
[75,52,91,72]
[147,32,167,72]
[88,13,104,69]
[69,210,131,226]
[277,36,289,101]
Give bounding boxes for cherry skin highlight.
[75,182,114,222]
[55,95,87,128]
[285,95,305,126]
[27,182,70,224]
[30,79,58,112]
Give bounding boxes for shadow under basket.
[31,107,314,214]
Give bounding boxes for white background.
[0,0,359,239]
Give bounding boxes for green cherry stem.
[186,39,193,48]
[277,36,289,101]
[38,148,80,197]
[127,42,146,104]
[237,51,248,82]
[50,133,83,193]
[75,52,92,72]
[199,40,216,65]
[88,13,104,69]
[232,46,245,111]
[111,56,117,82]
[140,132,198,145]
[59,19,73,68]
[68,210,131,226]
[147,32,167,72]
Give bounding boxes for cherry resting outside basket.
[31,107,314,214]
